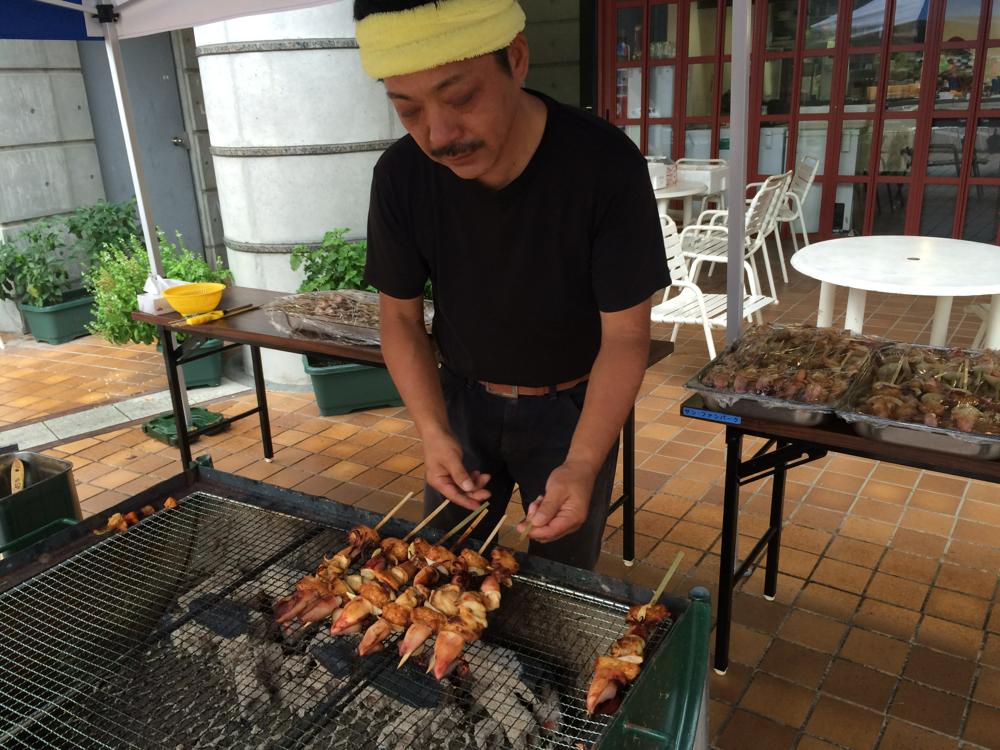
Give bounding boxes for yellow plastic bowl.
[162,283,225,316]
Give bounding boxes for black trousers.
[424,366,619,570]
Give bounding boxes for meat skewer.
[585,552,683,714]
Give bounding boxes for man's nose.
[426,106,462,150]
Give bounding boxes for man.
[355,0,667,570]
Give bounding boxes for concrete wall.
[523,0,581,107]
[0,40,104,333]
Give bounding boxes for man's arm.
[518,298,652,542]
[379,293,490,509]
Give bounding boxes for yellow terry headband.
[356,0,526,79]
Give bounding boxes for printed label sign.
[682,406,742,425]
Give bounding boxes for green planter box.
[303,355,402,416]
[0,452,81,556]
[157,338,224,389]
[20,288,95,344]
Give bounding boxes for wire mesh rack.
[0,490,673,749]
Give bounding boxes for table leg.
[656,198,667,220]
[250,346,274,461]
[683,197,693,227]
[817,282,836,327]
[985,293,1000,349]
[159,326,193,473]
[844,288,867,334]
[929,296,954,347]
[764,451,787,601]
[621,408,636,566]
[714,426,743,675]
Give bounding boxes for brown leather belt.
[479,374,589,399]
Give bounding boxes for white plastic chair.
[967,301,991,349]
[746,155,820,284]
[651,215,775,359]
[680,171,792,304]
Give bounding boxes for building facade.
[600,0,1000,243]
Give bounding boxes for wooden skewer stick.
[374,491,415,532]
[403,499,450,542]
[649,551,685,606]
[440,503,489,545]
[450,504,490,551]
[477,515,507,555]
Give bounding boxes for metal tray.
[685,326,880,426]
[850,419,1000,460]
[837,344,1000,460]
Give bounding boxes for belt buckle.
[487,383,518,399]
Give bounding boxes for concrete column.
[194,4,404,385]
[0,40,105,333]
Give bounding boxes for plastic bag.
[263,290,433,346]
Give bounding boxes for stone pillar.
[194,4,404,385]
[0,40,104,333]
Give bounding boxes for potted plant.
[290,228,423,416]
[85,233,232,388]
[0,221,94,344]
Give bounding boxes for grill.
[0,470,709,749]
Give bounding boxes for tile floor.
[0,335,165,428]
[6,266,1000,749]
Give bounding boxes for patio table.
[133,285,673,564]
[791,235,1000,348]
[679,394,1000,675]
[654,180,707,227]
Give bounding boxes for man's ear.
[507,32,530,85]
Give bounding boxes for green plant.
[291,228,372,293]
[290,228,431,298]
[66,198,139,265]
[0,222,77,307]
[85,232,232,345]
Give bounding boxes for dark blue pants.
[424,366,619,570]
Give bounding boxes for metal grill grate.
[0,491,672,749]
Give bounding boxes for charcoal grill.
[0,468,710,750]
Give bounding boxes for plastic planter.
[20,288,95,344]
[303,355,401,416]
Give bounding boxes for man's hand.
[517,459,597,543]
[423,432,491,510]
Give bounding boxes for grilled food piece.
[358,587,425,655]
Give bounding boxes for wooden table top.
[134,286,675,371]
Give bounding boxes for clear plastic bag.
[263,290,433,347]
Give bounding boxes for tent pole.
[725,0,751,345]
[99,4,193,430]
[99,5,163,279]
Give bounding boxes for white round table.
[790,236,1000,348]
[654,180,706,227]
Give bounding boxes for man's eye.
[449,91,476,108]
[400,109,421,119]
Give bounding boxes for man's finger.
[529,513,584,543]
[429,478,482,511]
[526,490,563,527]
[446,459,477,493]
[516,496,543,534]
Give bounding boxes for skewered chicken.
[586,603,670,715]
[358,585,426,655]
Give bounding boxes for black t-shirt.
[364,90,669,386]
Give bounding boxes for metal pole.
[725,0,751,344]
[99,4,163,278]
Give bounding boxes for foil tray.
[849,419,1000,460]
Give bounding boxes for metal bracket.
[95,3,117,23]
[738,442,827,485]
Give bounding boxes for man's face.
[384,49,524,181]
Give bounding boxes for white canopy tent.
[3,0,752,345]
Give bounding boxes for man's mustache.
[431,140,485,159]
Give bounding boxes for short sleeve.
[363,160,429,300]
[590,153,670,312]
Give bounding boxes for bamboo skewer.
[439,503,489,545]
[477,515,507,555]
[450,505,490,551]
[374,491,415,532]
[648,551,684,606]
[403,499,450,542]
